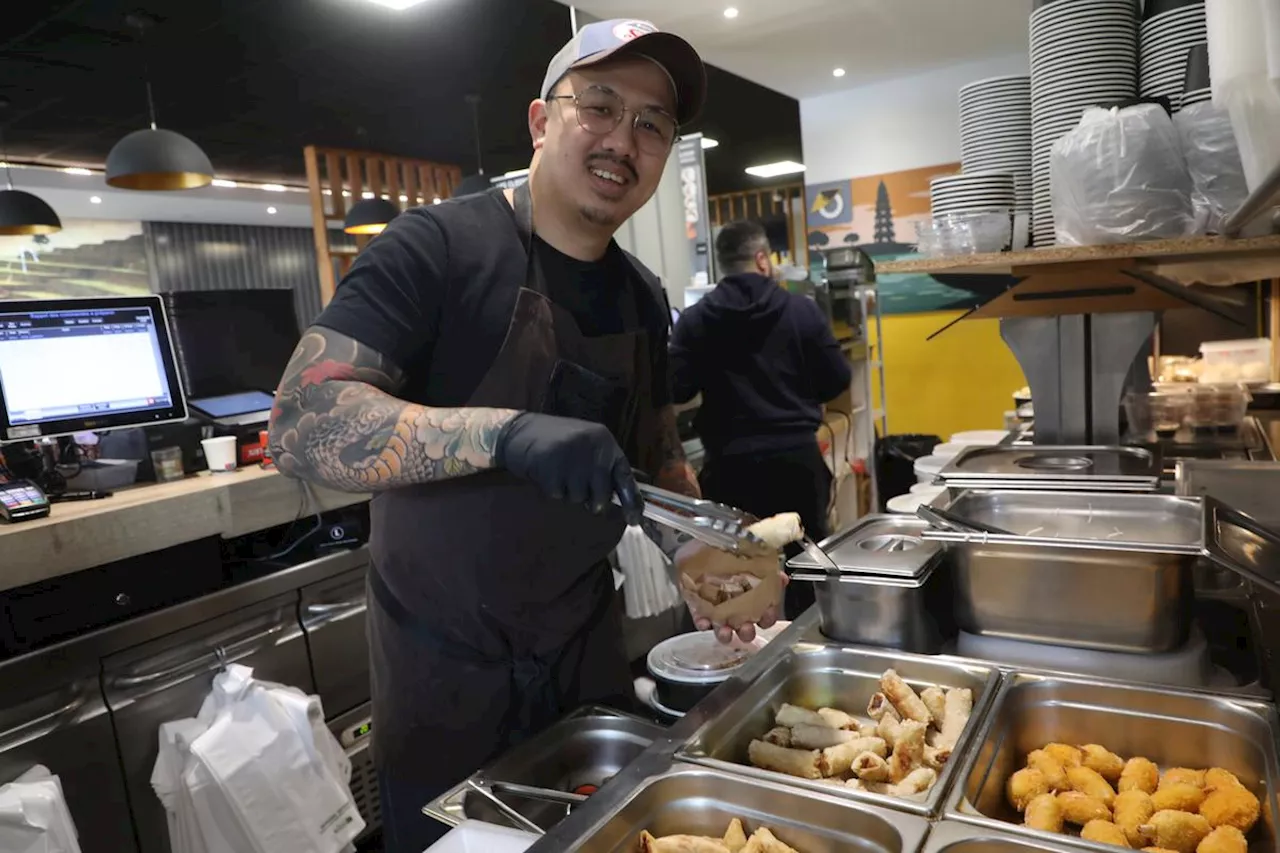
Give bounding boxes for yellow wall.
[872,311,1027,440]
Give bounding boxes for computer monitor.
[0,296,188,442]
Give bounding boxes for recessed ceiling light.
[833,67,846,78]
[89,195,102,204]
[212,179,238,188]
[745,160,806,178]
[432,196,442,204]
[63,167,93,176]
[399,194,409,202]
[723,7,739,18]
[260,183,288,192]
[267,206,278,214]
[363,0,433,8]
[362,191,375,199]
[701,137,720,150]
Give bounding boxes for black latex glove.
[495,412,644,525]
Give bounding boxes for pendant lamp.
[106,14,213,191]
[454,93,490,198]
[0,100,61,236]
[343,197,401,235]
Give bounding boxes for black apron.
[368,183,663,852]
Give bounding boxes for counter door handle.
[0,690,88,749]
[109,621,290,689]
[304,599,365,616]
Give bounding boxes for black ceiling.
[1,0,803,196]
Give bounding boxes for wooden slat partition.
[303,145,464,306]
[708,183,807,267]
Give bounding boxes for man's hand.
[656,460,700,498]
[674,539,788,644]
[496,412,643,524]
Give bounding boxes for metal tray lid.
[785,514,941,578]
[1202,496,1280,597]
[938,445,1161,487]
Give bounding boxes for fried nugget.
[1161,768,1207,790]
[1120,757,1160,795]
[1150,783,1206,813]
[1044,743,1084,768]
[1028,749,1071,792]
[1199,782,1260,834]
[1115,790,1156,848]
[1142,848,1180,853]
[1025,793,1064,833]
[1058,791,1112,826]
[1196,826,1247,853]
[1069,765,1118,807]
[1082,819,1132,848]
[1203,769,1243,792]
[1007,767,1051,812]
[1138,810,1211,853]
[1081,744,1126,783]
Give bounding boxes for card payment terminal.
[0,479,51,523]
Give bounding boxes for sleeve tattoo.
[654,404,700,498]
[267,327,517,492]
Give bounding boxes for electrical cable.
[251,479,324,563]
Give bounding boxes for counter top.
[0,466,369,592]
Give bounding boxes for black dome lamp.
[105,13,213,191]
[0,99,61,236]
[343,197,401,235]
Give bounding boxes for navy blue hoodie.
[670,272,853,457]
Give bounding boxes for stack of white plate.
[959,75,1032,216]
[1139,0,1206,109]
[1030,0,1138,246]
[930,171,1016,214]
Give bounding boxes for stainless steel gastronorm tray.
[937,445,1160,491]
[946,672,1280,853]
[676,645,1001,816]
[561,764,932,853]
[922,821,1082,853]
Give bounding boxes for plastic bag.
[0,766,83,853]
[1174,101,1250,234]
[613,524,681,619]
[1050,103,1195,246]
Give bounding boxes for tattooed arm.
[652,404,700,498]
[268,326,517,493]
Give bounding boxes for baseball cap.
[541,19,707,125]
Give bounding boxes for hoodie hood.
[697,272,789,328]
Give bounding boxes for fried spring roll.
[761,727,791,748]
[936,687,972,750]
[816,707,860,730]
[867,692,897,721]
[639,831,731,853]
[789,723,858,750]
[920,686,947,726]
[856,721,880,738]
[924,745,952,770]
[892,767,938,795]
[881,669,933,725]
[851,751,891,782]
[723,819,748,852]
[888,720,927,783]
[741,827,800,853]
[875,712,902,745]
[774,703,828,729]
[818,736,888,776]
[747,739,822,780]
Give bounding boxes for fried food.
[923,744,952,770]
[1138,810,1211,853]
[724,819,747,852]
[850,751,891,783]
[866,692,896,721]
[1115,790,1156,848]
[1120,757,1161,795]
[1203,769,1243,792]
[1196,826,1247,853]
[1161,768,1207,790]
[1082,819,1131,848]
[639,832,731,852]
[788,724,858,750]
[1151,783,1205,813]
[774,704,828,729]
[920,686,947,723]
[880,669,933,725]
[761,727,791,748]
[875,712,901,745]
[887,720,926,783]
[741,827,800,853]
[893,767,937,795]
[936,688,973,751]
[1069,765,1118,807]
[747,512,803,550]
[818,737,888,777]
[1058,791,1112,826]
[1007,767,1051,812]
[1044,743,1084,768]
[1025,793,1064,833]
[1199,782,1260,833]
[815,707,859,730]
[1028,749,1071,792]
[1082,744,1126,783]
[747,740,822,780]
[1143,848,1180,853]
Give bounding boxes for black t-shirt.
[313,189,671,409]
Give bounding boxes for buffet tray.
[937,445,1160,491]
[945,671,1280,852]
[560,764,932,853]
[675,644,1001,816]
[922,821,1082,853]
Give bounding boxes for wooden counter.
[0,466,369,592]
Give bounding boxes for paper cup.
[201,436,238,473]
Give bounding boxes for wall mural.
[0,219,150,301]
[806,163,989,315]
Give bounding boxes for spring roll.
[747,739,822,780]
[639,832,731,852]
[747,512,803,550]
[816,707,860,730]
[789,723,859,750]
[857,721,880,738]
[867,692,898,721]
[888,720,927,783]
[936,687,972,750]
[761,726,792,748]
[723,819,748,852]
[920,686,947,726]
[881,669,933,725]
[851,751,892,782]
[819,736,888,776]
[875,710,902,745]
[774,703,829,729]
[741,827,800,853]
[924,745,952,770]
[893,766,938,796]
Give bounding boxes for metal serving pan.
[1177,459,1280,531]
[946,672,1280,852]
[560,764,932,853]
[922,821,1083,853]
[937,445,1160,491]
[676,645,1000,816]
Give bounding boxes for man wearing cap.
[269,18,777,851]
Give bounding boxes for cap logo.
[612,20,657,42]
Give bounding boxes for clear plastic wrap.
[1050,103,1195,246]
[1175,101,1250,233]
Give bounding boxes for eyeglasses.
[548,85,678,156]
